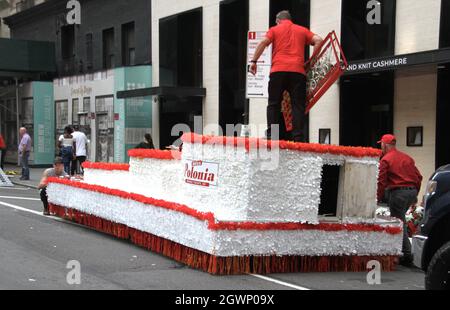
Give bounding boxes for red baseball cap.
[378,134,397,145]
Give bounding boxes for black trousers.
[40,188,48,212]
[388,189,418,257]
[71,156,87,175]
[0,149,5,170]
[268,72,307,142]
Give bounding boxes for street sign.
[0,169,14,187]
[246,31,272,99]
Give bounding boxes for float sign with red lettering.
[184,160,219,187]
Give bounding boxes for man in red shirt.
[377,134,423,266]
[0,133,6,170]
[250,10,323,142]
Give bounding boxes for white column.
[394,67,437,198]
[309,0,342,145]
[248,0,270,138]
[395,0,441,55]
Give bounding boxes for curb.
[11,180,39,189]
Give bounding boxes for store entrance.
[340,72,394,148]
[219,0,248,133]
[436,63,450,168]
[159,97,203,150]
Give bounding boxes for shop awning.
[0,38,56,76]
[117,86,207,99]
[345,47,450,75]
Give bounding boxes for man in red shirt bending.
[377,134,423,266]
[250,10,323,142]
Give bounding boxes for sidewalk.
[3,164,47,189]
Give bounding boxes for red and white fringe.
[49,204,399,275]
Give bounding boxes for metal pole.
[15,77,20,166]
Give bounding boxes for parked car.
[413,164,450,290]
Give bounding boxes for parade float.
[46,32,403,275]
[45,133,403,275]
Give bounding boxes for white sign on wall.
[246,31,272,99]
[184,160,219,188]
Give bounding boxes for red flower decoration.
[181,133,382,158]
[82,162,130,171]
[128,149,181,160]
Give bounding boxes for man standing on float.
[250,10,323,142]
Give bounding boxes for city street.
[0,185,425,291]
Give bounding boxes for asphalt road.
[0,185,426,291]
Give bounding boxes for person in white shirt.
[71,125,89,175]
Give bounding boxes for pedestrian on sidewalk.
[58,126,76,174]
[19,127,32,180]
[377,134,423,267]
[71,125,89,175]
[0,133,6,170]
[38,157,68,216]
[249,10,323,142]
[135,133,155,150]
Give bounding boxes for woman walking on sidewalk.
[58,126,76,174]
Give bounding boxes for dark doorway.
[440,0,450,48]
[159,8,203,148]
[269,0,311,141]
[340,72,394,148]
[219,0,248,134]
[341,0,396,61]
[436,64,450,168]
[269,0,310,28]
[319,165,340,217]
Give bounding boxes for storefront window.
[341,0,396,61]
[21,98,34,146]
[0,99,18,155]
[72,98,80,125]
[95,96,114,163]
[159,8,203,87]
[55,100,68,142]
[440,0,450,48]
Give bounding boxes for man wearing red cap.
[377,134,422,266]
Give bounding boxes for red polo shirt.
[377,148,423,202]
[266,20,315,75]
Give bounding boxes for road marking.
[0,187,31,191]
[0,196,41,201]
[0,200,93,228]
[0,201,43,216]
[249,274,311,291]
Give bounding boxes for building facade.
[149,0,450,197]
[2,0,153,165]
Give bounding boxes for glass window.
[159,8,203,87]
[86,33,93,71]
[269,0,310,28]
[103,28,115,69]
[122,22,136,66]
[341,0,396,61]
[55,100,69,142]
[72,98,80,125]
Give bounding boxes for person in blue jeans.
[58,126,76,174]
[19,127,32,180]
